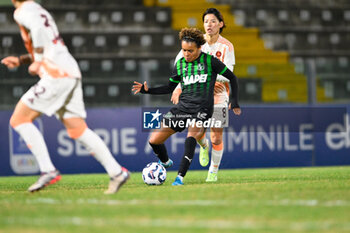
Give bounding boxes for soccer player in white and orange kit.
[171,8,236,182]
[1,0,129,194]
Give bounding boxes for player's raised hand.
[132,81,148,94]
[1,56,20,69]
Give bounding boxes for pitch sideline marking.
[16,198,350,207]
[4,216,350,231]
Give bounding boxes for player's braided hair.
[179,28,206,48]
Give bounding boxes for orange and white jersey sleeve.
[202,35,235,82]
[202,35,235,104]
[14,1,81,79]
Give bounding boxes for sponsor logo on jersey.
[183,63,205,71]
[197,63,205,71]
[183,74,208,85]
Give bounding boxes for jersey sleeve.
[13,7,31,28]
[221,67,239,108]
[142,80,178,95]
[170,61,182,84]
[29,15,48,48]
[223,46,235,72]
[217,44,235,82]
[211,56,228,76]
[171,57,182,91]
[16,10,48,49]
[15,6,57,49]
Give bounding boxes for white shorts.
[21,77,86,119]
[211,101,229,128]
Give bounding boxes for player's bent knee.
[9,114,32,128]
[211,138,222,145]
[149,139,159,145]
[212,142,223,151]
[149,138,165,145]
[210,134,223,145]
[149,133,162,145]
[66,122,88,139]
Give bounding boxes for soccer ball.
[142,162,167,185]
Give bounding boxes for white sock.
[14,123,55,173]
[209,148,223,173]
[164,159,172,166]
[177,175,184,182]
[76,128,122,177]
[197,136,208,148]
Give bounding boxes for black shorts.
[163,107,213,132]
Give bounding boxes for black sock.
[178,137,197,177]
[149,143,169,163]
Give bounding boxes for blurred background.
[0,0,349,109]
[0,0,349,176]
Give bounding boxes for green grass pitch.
[1,166,350,233]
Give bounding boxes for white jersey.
[14,1,81,79]
[174,35,235,104]
[201,35,235,82]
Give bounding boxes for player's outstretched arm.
[1,56,20,69]
[221,69,241,116]
[2,53,33,70]
[212,57,241,115]
[132,81,148,94]
[132,80,178,95]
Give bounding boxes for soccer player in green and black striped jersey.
[173,50,228,117]
[132,28,241,186]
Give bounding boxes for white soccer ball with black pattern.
[142,162,167,185]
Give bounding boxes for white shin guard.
[209,148,223,173]
[14,123,55,173]
[76,128,122,177]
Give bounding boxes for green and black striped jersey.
[143,52,239,114]
[170,52,230,114]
